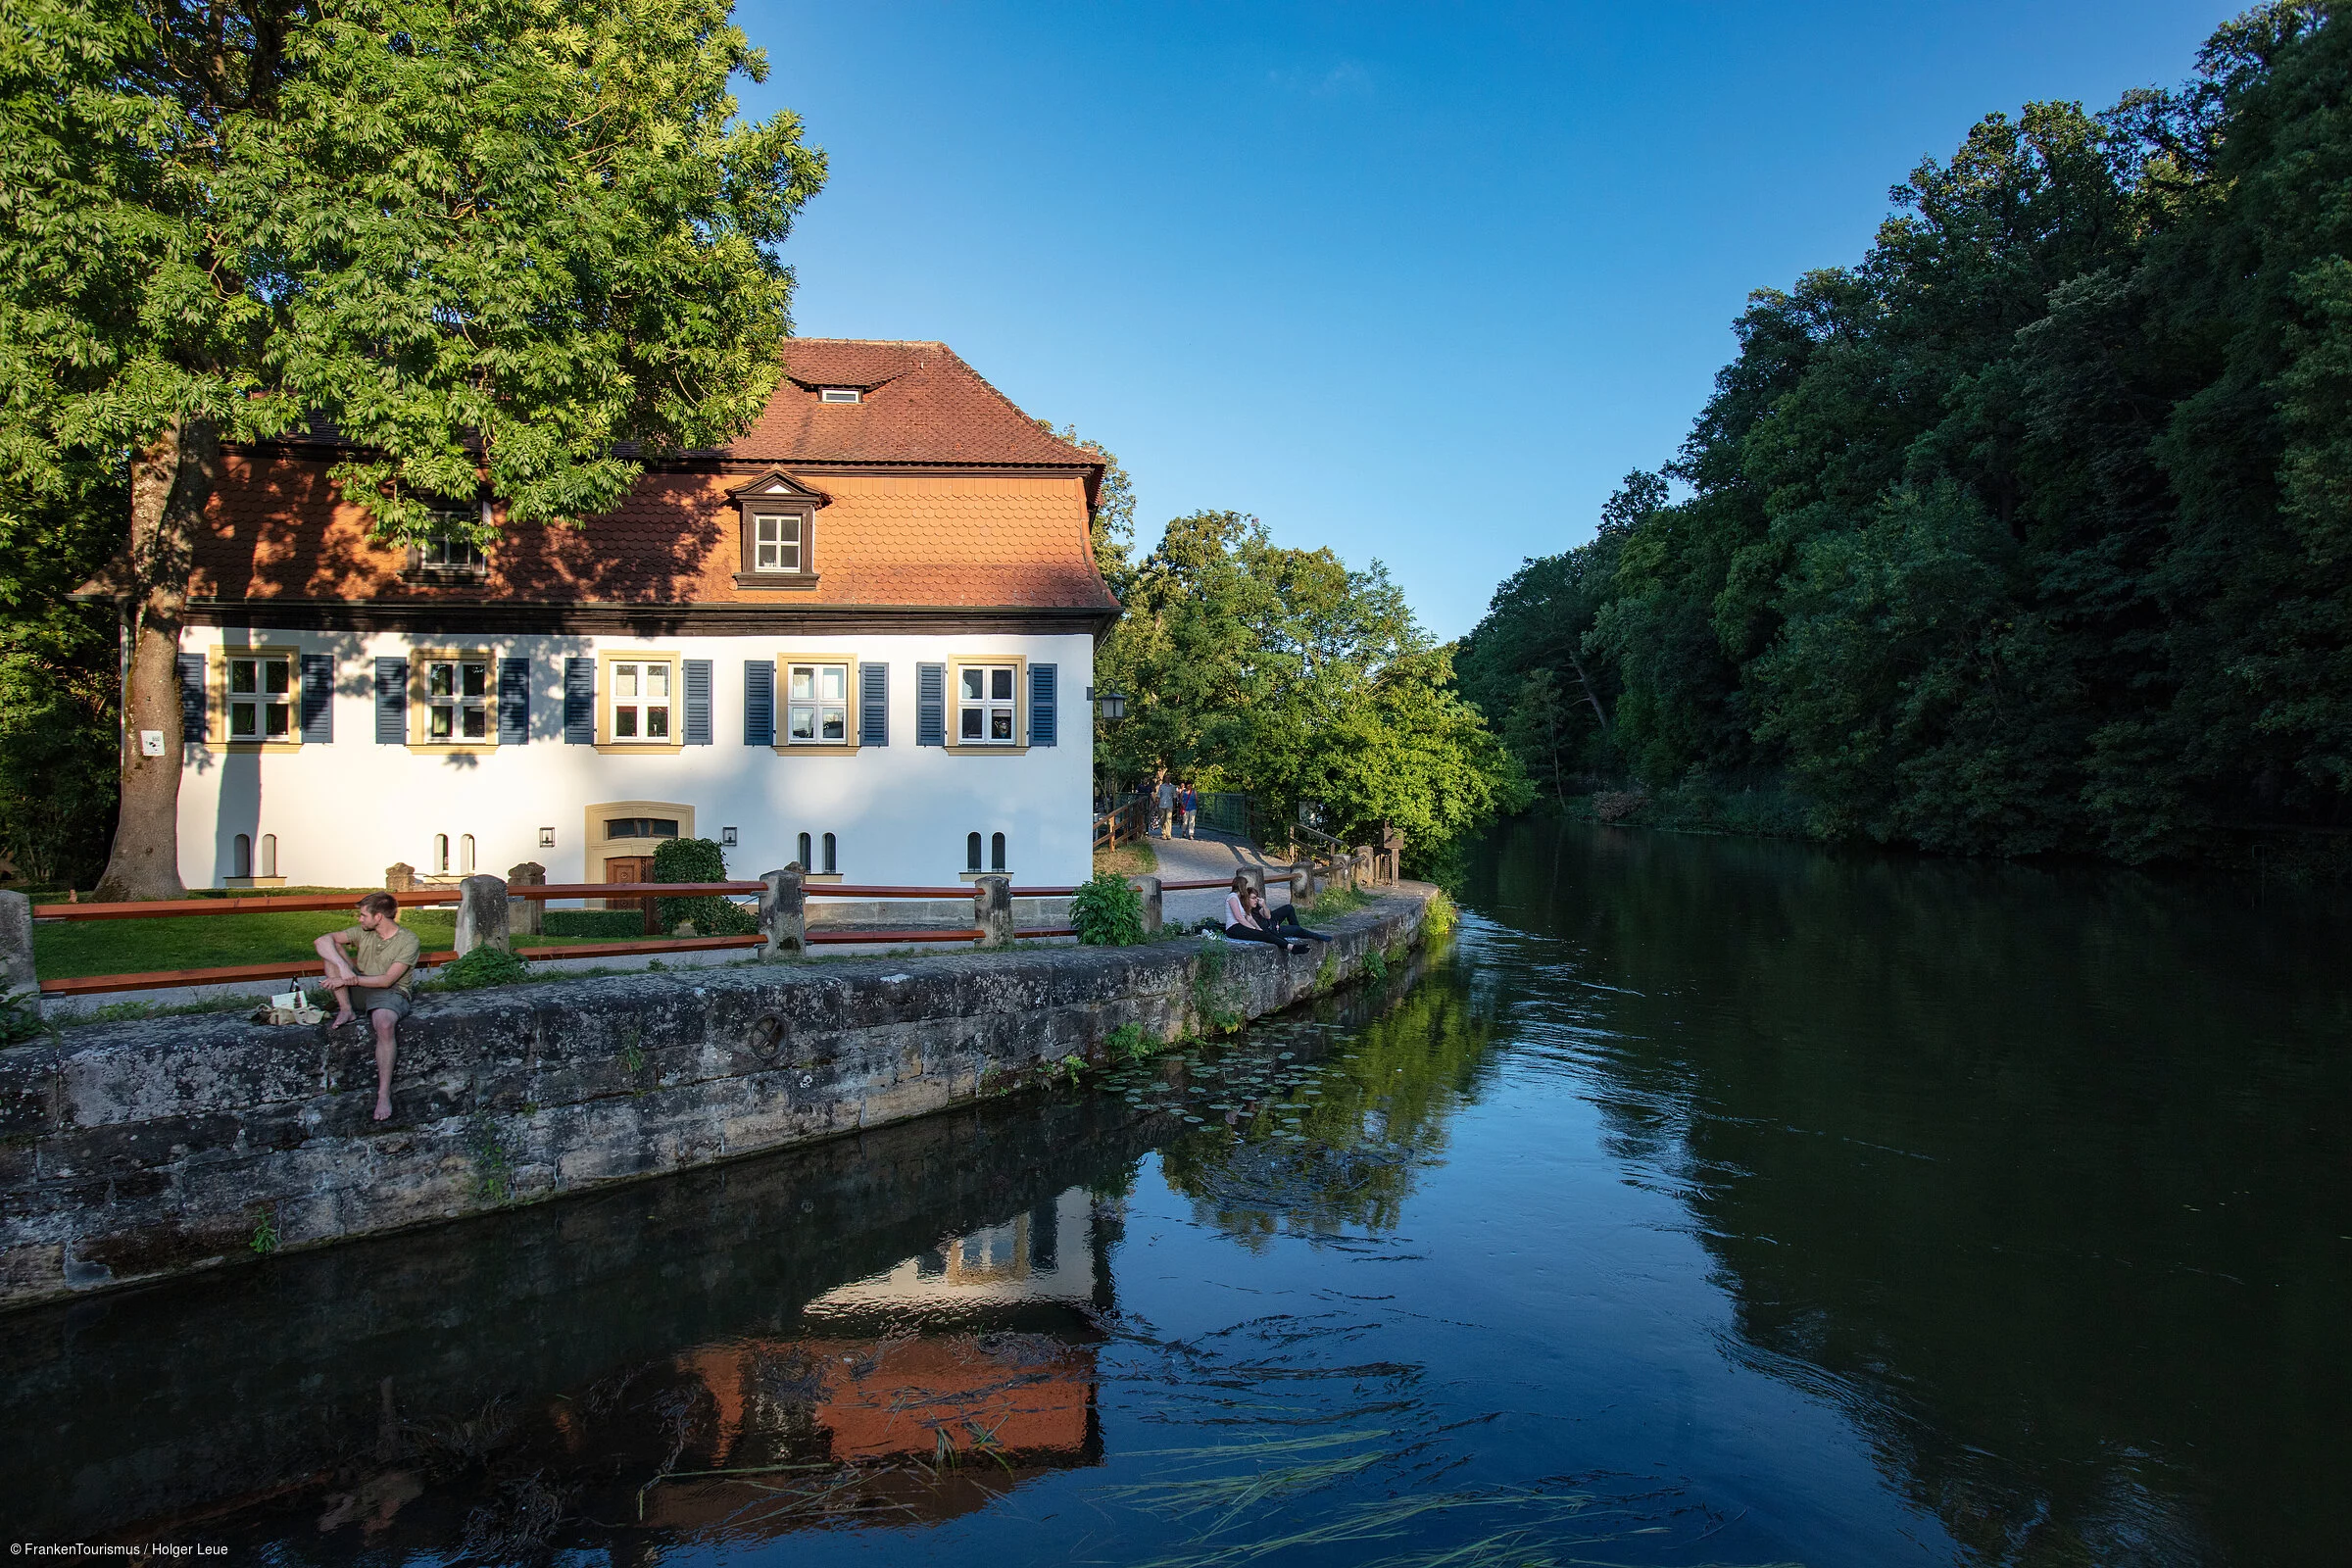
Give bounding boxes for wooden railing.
[23,878,1081,997]
[1093,792,1150,852]
[19,858,1344,1000]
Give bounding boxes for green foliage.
[1,988,54,1046]
[0,0,827,537]
[1464,4,2352,862]
[434,945,529,992]
[464,1110,518,1203]
[248,1207,278,1256]
[1363,949,1389,984]
[0,469,119,889]
[652,837,756,935]
[1190,942,1245,1036]
[1103,1022,1152,1061]
[1095,511,1527,857]
[1071,871,1146,946]
[1424,890,1457,939]
[1300,885,1370,922]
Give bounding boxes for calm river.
[5,821,2346,1564]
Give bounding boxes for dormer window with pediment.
[728,469,827,590]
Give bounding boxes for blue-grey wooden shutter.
[683,659,712,745]
[916,662,946,747]
[373,657,408,744]
[177,654,207,743]
[859,661,888,747]
[1028,662,1056,747]
[743,659,774,745]
[564,658,596,744]
[299,654,334,743]
[497,658,530,745]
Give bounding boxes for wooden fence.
[16,854,1361,1001]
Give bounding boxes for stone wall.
[0,886,1436,1312]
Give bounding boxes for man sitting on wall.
[314,893,421,1121]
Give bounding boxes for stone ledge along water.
[0,886,1436,1311]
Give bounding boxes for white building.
[174,340,1118,893]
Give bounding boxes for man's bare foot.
[373,1097,393,1121]
[330,1009,356,1028]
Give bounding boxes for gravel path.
[1143,828,1296,929]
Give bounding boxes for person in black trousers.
[1222,870,1329,954]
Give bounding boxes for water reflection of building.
[636,1188,1114,1536]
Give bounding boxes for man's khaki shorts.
[351,987,412,1021]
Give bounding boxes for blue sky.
[735,1,2240,639]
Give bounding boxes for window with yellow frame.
[210,646,303,751]
[409,649,497,751]
[947,654,1028,752]
[596,649,685,753]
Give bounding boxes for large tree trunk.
[93,417,217,902]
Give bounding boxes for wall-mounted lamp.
[721,826,738,847]
[538,826,556,848]
[1094,687,1127,722]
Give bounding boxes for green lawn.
[30,906,688,981]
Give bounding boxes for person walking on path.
[1179,781,1200,839]
[314,893,420,1121]
[1223,870,1329,954]
[1156,776,1179,839]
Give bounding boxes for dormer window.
[405,505,491,579]
[819,387,861,404]
[753,514,801,572]
[727,469,827,590]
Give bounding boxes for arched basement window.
[260,834,277,879]
[434,834,450,874]
[231,833,252,879]
[460,834,476,873]
[797,831,812,870]
[990,832,1006,872]
[966,832,982,873]
[821,832,837,874]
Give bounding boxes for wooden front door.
[605,855,660,934]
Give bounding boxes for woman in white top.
[1223,871,1328,953]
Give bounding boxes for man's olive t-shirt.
[355,923,422,996]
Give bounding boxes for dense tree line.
[1460,2,2352,862]
[1095,509,1526,861]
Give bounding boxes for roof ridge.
[781,337,948,348]
[920,343,1103,469]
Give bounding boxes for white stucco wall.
[174,627,1097,892]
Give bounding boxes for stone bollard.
[760,867,805,956]
[1352,847,1373,888]
[454,874,511,956]
[1242,864,1267,908]
[506,860,546,938]
[1137,874,1162,936]
[385,861,417,893]
[0,890,34,997]
[1296,858,1320,903]
[974,874,1014,950]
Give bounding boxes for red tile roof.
[194,341,1119,613]
[732,340,1103,467]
